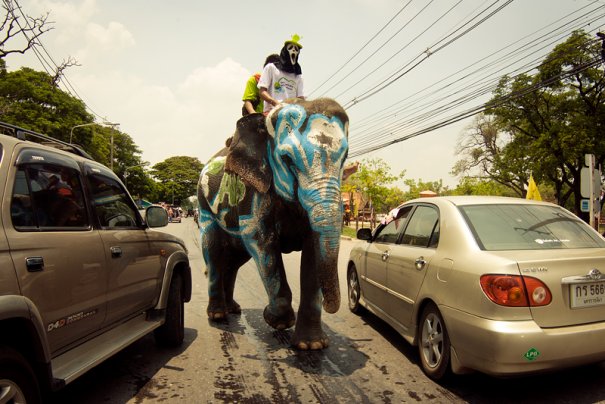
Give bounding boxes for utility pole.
[104,122,120,171]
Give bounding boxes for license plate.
[570,282,605,308]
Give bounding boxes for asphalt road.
[52,217,605,403]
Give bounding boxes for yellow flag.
[526,174,542,201]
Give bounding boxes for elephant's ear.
[225,113,272,193]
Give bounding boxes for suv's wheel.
[418,303,451,381]
[154,272,185,347]
[347,265,363,314]
[0,346,41,404]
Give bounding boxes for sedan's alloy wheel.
[421,312,444,368]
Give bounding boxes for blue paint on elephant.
[267,105,348,258]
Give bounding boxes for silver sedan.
[347,196,605,381]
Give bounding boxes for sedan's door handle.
[110,246,122,258]
[382,250,390,261]
[25,256,44,272]
[415,257,427,270]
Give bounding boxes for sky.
[5,0,605,189]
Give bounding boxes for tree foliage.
[343,158,404,214]
[0,66,154,199]
[0,67,93,140]
[402,178,447,200]
[454,30,605,215]
[150,156,204,205]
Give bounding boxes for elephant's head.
[225,98,349,314]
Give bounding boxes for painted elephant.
[197,98,349,350]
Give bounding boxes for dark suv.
[0,122,192,402]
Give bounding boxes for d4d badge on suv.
[0,122,192,403]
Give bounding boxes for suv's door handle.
[26,256,44,272]
[110,246,122,258]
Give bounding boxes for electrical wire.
[347,4,605,154]
[349,55,603,158]
[7,0,109,122]
[343,0,515,109]
[307,0,413,97]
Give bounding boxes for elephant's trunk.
[309,197,342,314]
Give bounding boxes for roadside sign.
[580,167,600,199]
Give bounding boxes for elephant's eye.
[281,155,294,168]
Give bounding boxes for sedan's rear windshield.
[459,204,605,250]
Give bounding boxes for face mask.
[286,44,300,65]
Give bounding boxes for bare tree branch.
[51,56,80,86]
[0,1,53,59]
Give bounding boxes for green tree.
[151,156,204,205]
[0,67,148,192]
[382,186,406,212]
[455,30,605,215]
[0,67,93,141]
[343,158,404,218]
[450,176,512,196]
[402,178,448,200]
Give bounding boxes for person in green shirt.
[242,54,280,116]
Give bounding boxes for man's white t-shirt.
[258,63,304,113]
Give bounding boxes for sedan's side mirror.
[357,228,372,241]
[146,206,169,228]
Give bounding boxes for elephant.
[197,98,349,350]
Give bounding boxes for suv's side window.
[11,165,89,230]
[87,173,139,228]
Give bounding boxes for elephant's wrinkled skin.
[197,98,349,350]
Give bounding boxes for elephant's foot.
[263,305,295,330]
[207,299,228,321]
[227,299,241,314]
[291,325,329,350]
[207,302,240,320]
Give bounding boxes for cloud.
[85,21,135,51]
[71,57,251,166]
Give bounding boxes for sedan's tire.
[347,265,363,314]
[418,304,451,381]
[0,346,41,404]
[154,272,185,347]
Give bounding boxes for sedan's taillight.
[480,275,552,307]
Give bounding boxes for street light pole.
[70,122,98,144]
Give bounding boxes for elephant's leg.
[223,252,251,314]
[247,241,295,330]
[204,223,247,320]
[291,247,329,350]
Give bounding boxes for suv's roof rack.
[0,121,94,160]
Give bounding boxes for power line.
[343,0,515,109]
[351,18,603,148]
[348,55,602,158]
[331,0,464,101]
[7,0,109,122]
[307,0,413,97]
[347,3,605,154]
[316,0,437,99]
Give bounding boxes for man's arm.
[243,100,256,114]
[259,87,279,107]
